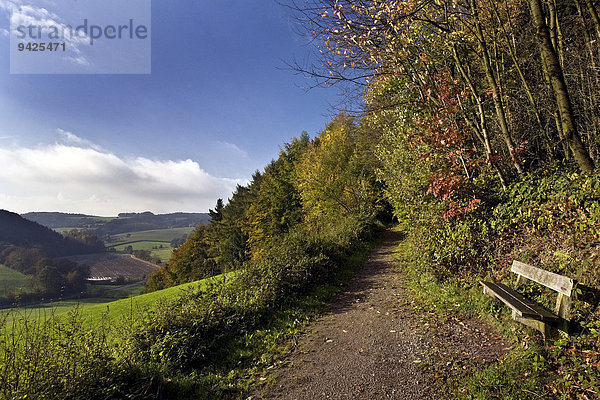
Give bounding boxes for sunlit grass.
[0,265,33,296]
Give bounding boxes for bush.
[131,216,377,372]
[400,168,600,399]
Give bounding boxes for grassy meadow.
[106,227,195,262]
[0,274,227,335]
[0,265,33,297]
[111,241,173,262]
[108,227,195,245]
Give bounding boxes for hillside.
[0,210,100,257]
[1,275,222,331]
[64,253,159,282]
[20,212,114,230]
[22,211,210,234]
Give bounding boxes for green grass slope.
[1,275,227,334]
[0,265,33,296]
[111,241,174,262]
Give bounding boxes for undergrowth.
[394,168,600,399]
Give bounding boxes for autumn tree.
[244,134,309,256]
[296,113,381,222]
[291,0,598,179]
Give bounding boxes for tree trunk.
[584,0,600,39]
[472,1,524,175]
[529,0,595,172]
[490,0,555,158]
[453,47,508,189]
[547,0,566,68]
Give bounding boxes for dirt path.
[251,230,510,400]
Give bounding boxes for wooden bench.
[480,260,574,339]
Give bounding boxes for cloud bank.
[0,132,243,216]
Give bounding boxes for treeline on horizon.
[22,211,210,236]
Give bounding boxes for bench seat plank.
[480,281,560,322]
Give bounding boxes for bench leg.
[513,311,550,340]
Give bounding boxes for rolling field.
[111,241,174,262]
[87,283,146,299]
[105,227,195,263]
[0,265,33,296]
[0,283,146,321]
[108,227,195,246]
[64,253,159,281]
[1,275,229,334]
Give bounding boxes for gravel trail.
[251,230,510,400]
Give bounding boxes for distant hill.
[99,212,210,235]
[0,210,101,257]
[21,212,114,230]
[22,211,210,234]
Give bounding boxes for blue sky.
[0,0,339,216]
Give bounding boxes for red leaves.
[441,199,481,221]
[427,173,465,200]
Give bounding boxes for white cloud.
[0,139,243,216]
[56,128,100,149]
[219,141,248,158]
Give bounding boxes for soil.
[63,253,159,281]
[250,230,511,399]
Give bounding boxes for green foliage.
[493,169,600,240]
[245,134,309,254]
[61,228,105,252]
[134,216,376,373]
[209,198,224,222]
[146,225,217,290]
[455,349,548,400]
[33,258,89,297]
[0,308,123,399]
[390,167,600,398]
[296,115,379,221]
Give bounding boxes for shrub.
[131,216,377,372]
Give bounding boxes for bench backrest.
[511,261,573,296]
